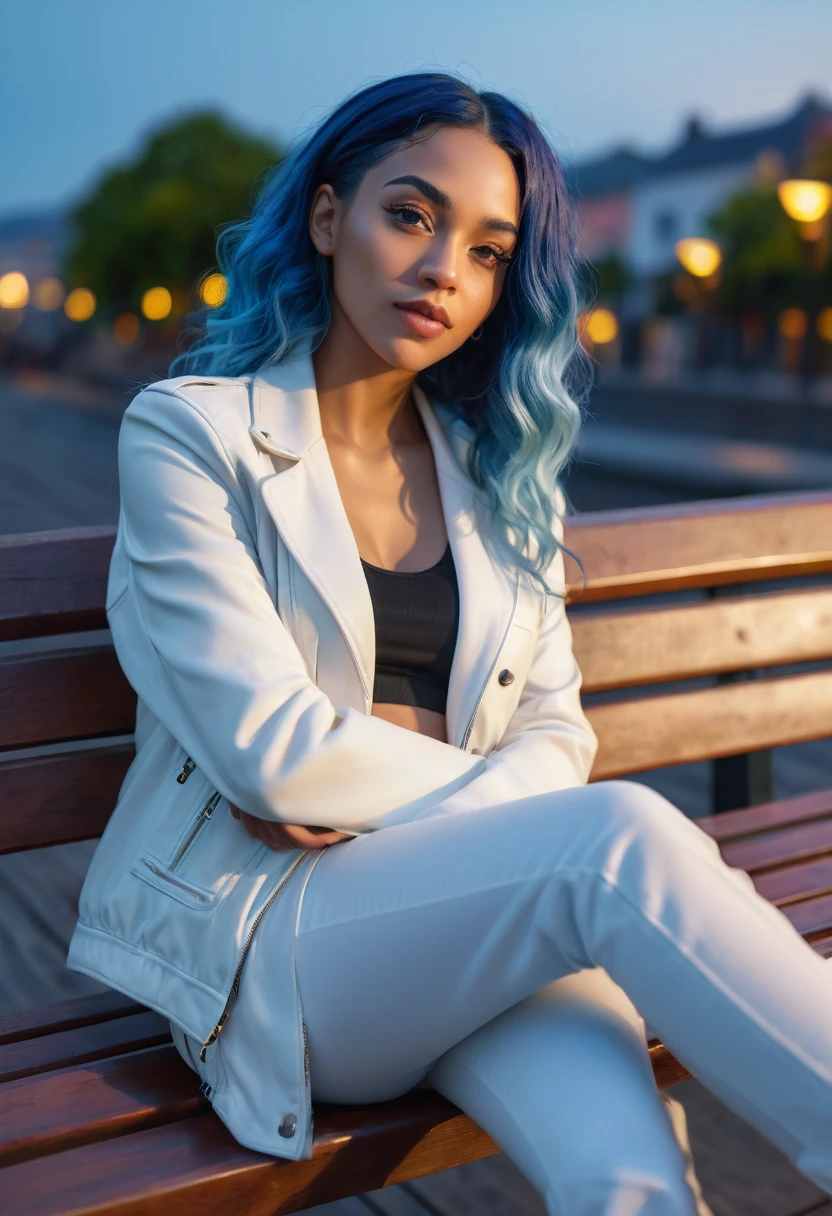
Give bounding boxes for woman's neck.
[312,319,423,454]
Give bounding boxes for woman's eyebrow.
[382,174,518,237]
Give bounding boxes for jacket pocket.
[132,758,266,909]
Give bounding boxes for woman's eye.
[389,204,428,229]
[389,206,513,268]
[476,246,513,268]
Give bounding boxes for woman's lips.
[393,304,448,338]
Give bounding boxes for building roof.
[564,92,832,199]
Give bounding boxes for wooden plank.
[0,1046,203,1167]
[0,1098,499,1216]
[587,669,832,780]
[0,742,134,855]
[572,588,832,693]
[0,528,113,642]
[0,647,136,751]
[780,891,832,937]
[0,1011,170,1085]
[0,992,143,1049]
[562,489,832,603]
[699,787,832,843]
[753,856,832,906]
[720,818,832,873]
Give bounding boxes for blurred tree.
[63,111,283,314]
[706,137,832,317]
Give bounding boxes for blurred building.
[566,92,832,318]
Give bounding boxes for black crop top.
[360,541,460,714]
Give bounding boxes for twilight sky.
[3,0,830,217]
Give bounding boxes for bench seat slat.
[779,891,832,937]
[0,1012,170,1085]
[0,743,133,855]
[698,788,832,843]
[588,670,832,780]
[0,649,136,751]
[753,856,832,906]
[0,1096,501,1216]
[720,817,832,873]
[0,1046,204,1168]
[0,993,142,1049]
[572,588,832,694]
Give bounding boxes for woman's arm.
[108,384,486,834]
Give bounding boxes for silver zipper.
[199,848,312,1063]
[176,756,196,784]
[169,791,222,871]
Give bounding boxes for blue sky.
[3,0,831,217]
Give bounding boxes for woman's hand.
[229,803,350,851]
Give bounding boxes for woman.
[68,73,832,1215]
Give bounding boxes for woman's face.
[309,125,521,372]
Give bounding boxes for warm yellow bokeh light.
[33,278,65,311]
[199,273,228,308]
[113,313,140,346]
[818,308,832,343]
[778,308,808,340]
[141,287,172,321]
[64,288,96,322]
[777,179,832,224]
[675,238,722,278]
[0,271,30,309]
[583,308,619,345]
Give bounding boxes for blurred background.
[3,4,832,1212]
[3,1,832,532]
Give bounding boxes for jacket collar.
[248,342,518,750]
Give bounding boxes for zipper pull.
[200,989,238,1062]
[176,756,196,784]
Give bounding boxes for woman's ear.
[309,184,339,257]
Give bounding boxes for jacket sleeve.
[107,385,486,833]
[397,491,598,821]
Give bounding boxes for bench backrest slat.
[0,648,135,751]
[3,488,832,855]
[589,668,832,780]
[563,489,832,602]
[572,587,832,693]
[0,529,113,643]
[0,746,133,855]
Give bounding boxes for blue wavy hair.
[169,71,594,598]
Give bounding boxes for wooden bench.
[4,487,832,1214]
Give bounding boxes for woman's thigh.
[294,779,695,1104]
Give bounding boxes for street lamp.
[777,179,832,387]
[675,239,723,369]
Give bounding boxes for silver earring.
[470,324,484,342]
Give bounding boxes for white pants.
[290,780,832,1215]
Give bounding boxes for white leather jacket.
[67,341,598,1160]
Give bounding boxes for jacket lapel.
[249,346,518,750]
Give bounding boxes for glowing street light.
[141,287,172,321]
[777,179,832,228]
[0,271,30,309]
[675,238,722,279]
[777,178,832,386]
[583,308,619,345]
[64,288,96,322]
[199,273,228,308]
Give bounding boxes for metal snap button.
[498,669,514,686]
[278,1113,298,1138]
